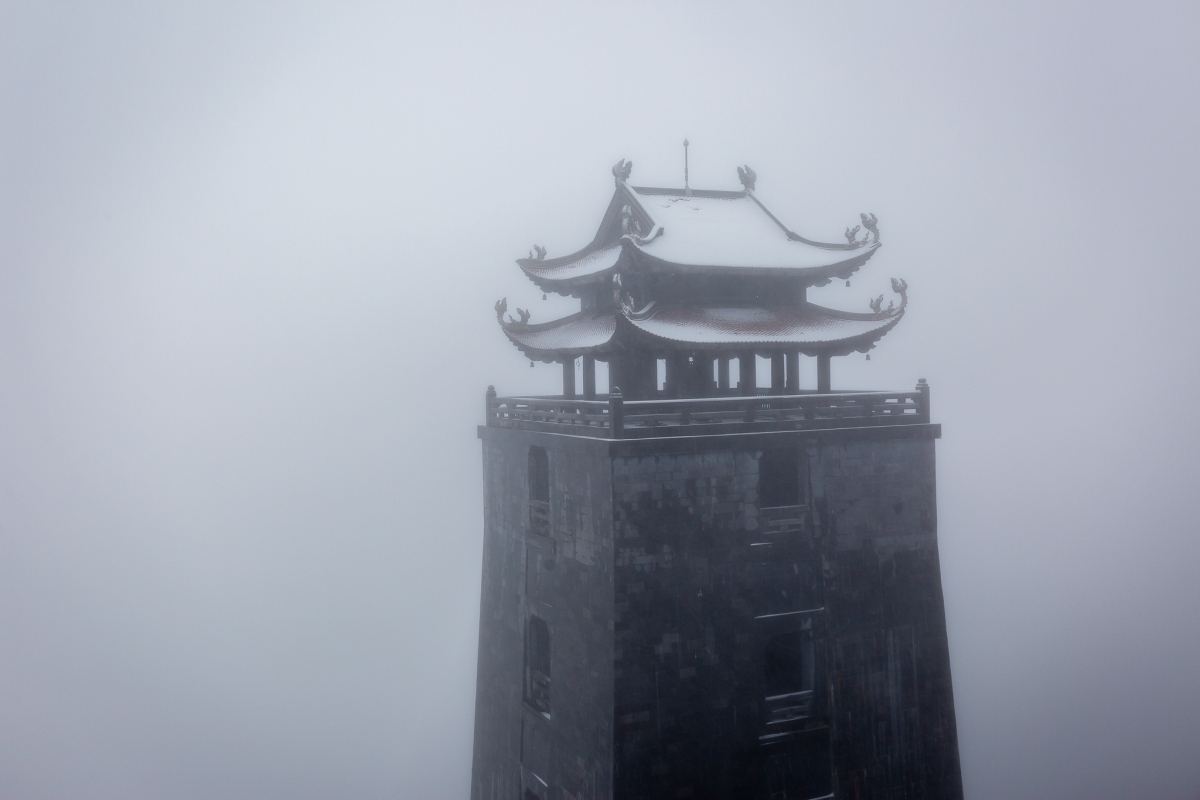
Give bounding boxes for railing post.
[739,351,756,396]
[916,378,930,423]
[609,387,624,439]
[485,385,497,426]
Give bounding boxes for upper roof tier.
[517,165,881,294]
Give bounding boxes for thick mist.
[1,3,1198,799]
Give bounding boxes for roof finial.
[612,159,633,185]
[737,165,757,192]
[683,138,691,196]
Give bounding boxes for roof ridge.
[630,186,747,199]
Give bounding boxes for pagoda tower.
[472,160,963,800]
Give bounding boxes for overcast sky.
[1,3,1198,799]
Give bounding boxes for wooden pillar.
[667,353,688,399]
[817,353,831,393]
[718,355,730,392]
[770,354,785,395]
[739,351,756,396]
[690,353,708,398]
[609,387,624,439]
[643,353,658,400]
[562,358,576,398]
[785,352,800,393]
[582,356,596,399]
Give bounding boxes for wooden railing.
[486,380,931,439]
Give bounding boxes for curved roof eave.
[497,309,618,362]
[517,242,628,295]
[616,301,905,356]
[626,240,880,281]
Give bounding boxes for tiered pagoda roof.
[492,155,902,398]
[495,158,908,398]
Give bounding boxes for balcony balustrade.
[485,380,931,439]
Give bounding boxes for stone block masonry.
[472,422,962,800]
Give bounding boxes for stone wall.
[605,430,960,800]
[609,441,829,800]
[812,438,962,799]
[472,425,961,800]
[472,429,616,800]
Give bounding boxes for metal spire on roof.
[683,138,691,196]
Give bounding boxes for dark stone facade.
[471,424,962,800]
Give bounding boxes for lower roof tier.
[498,298,905,362]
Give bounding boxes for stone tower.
[471,160,962,800]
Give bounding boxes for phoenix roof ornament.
[737,165,757,191]
[611,159,633,185]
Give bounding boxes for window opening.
[764,630,814,697]
[759,448,804,508]
[524,615,551,714]
[528,446,550,536]
[762,626,817,729]
[756,355,772,389]
[595,359,610,395]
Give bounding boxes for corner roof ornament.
[494,297,531,327]
[860,212,880,243]
[737,164,757,192]
[612,159,633,185]
[869,278,908,318]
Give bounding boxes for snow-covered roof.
[516,182,879,291]
[500,309,617,361]
[627,188,877,272]
[499,301,903,361]
[626,303,902,355]
[518,243,625,291]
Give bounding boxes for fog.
[1,3,1198,798]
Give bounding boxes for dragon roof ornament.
[868,278,908,318]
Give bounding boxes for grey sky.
[1,3,1198,798]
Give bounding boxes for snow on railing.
[485,380,931,439]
